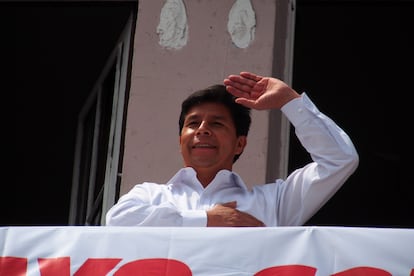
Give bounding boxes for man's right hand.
[206,201,265,227]
[223,71,301,110]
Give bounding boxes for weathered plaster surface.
[227,0,256,48]
[156,0,188,50]
[121,0,279,195]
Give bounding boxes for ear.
[235,136,247,155]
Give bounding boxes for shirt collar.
[167,167,249,191]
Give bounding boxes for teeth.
[194,144,213,148]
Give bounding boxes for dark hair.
[178,84,251,163]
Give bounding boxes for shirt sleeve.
[105,184,208,227]
[276,93,359,226]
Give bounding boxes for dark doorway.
[291,0,414,228]
[6,1,136,226]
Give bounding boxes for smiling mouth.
[192,143,216,149]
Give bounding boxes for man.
[105,71,359,227]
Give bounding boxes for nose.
[196,121,211,136]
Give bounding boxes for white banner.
[1,226,413,275]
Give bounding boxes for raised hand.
[223,71,300,110]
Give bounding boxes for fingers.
[234,210,265,227]
[240,71,263,82]
[220,201,237,208]
[223,72,266,102]
[233,98,254,109]
[224,71,263,88]
[209,201,266,227]
[223,77,256,100]
[224,85,250,100]
[225,74,257,89]
[243,214,266,227]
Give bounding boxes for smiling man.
[179,90,247,186]
[105,71,359,227]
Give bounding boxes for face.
[179,102,247,173]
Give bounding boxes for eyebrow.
[185,114,228,121]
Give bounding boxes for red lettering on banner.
[332,266,392,275]
[0,256,27,276]
[38,257,70,276]
[1,256,413,275]
[255,264,317,275]
[74,258,122,276]
[113,258,192,276]
[38,257,121,276]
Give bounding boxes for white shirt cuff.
[281,93,317,127]
[181,210,207,226]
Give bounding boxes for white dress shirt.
[105,93,359,227]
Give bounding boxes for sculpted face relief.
[227,0,256,48]
[156,0,188,50]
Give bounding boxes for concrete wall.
[120,0,292,194]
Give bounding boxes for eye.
[212,121,225,127]
[186,121,199,128]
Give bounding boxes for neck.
[197,175,215,188]
[192,168,223,188]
